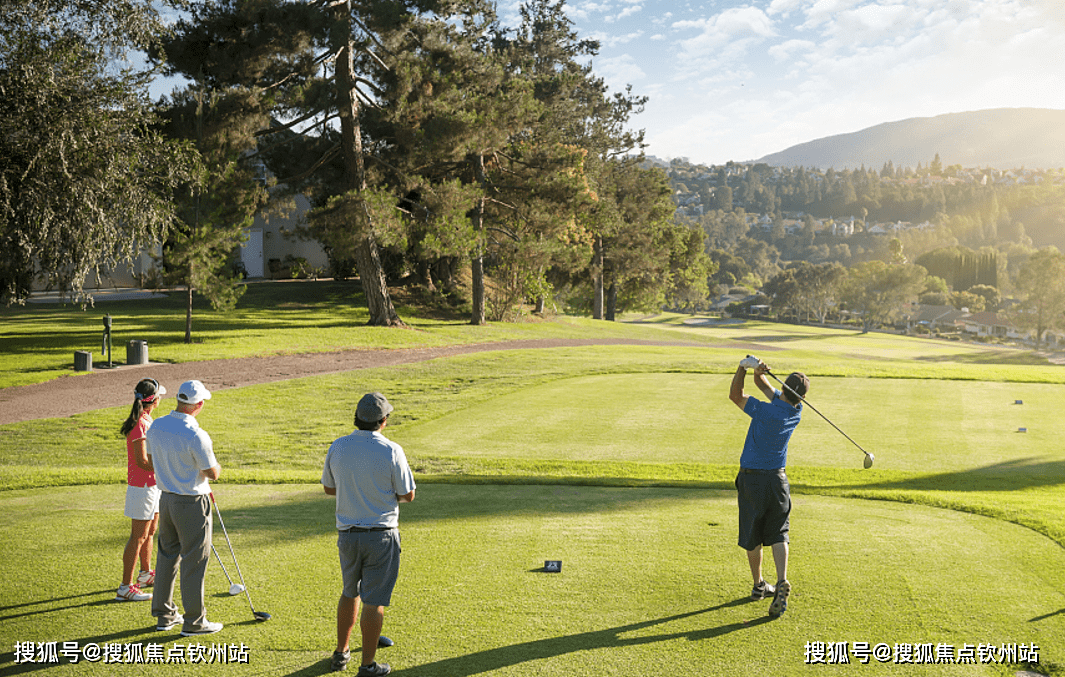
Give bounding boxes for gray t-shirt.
[322,430,416,530]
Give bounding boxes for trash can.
[127,340,148,365]
[74,350,93,372]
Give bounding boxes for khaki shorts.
[124,484,161,521]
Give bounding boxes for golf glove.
[740,356,761,370]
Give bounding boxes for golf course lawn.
[2,299,1064,676]
[1,483,1061,676]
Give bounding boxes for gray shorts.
[735,469,791,550]
[337,528,402,607]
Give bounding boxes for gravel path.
[0,338,710,425]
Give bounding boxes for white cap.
[177,380,212,404]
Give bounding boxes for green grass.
[3,289,1065,675]
[0,484,1060,676]
[0,282,716,389]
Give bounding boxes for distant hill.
[755,108,1065,170]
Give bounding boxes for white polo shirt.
[322,430,416,530]
[147,411,218,495]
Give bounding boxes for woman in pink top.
[116,378,166,602]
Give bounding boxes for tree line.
[1,0,711,337]
[4,0,1062,346]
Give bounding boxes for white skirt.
[124,484,161,521]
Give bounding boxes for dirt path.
[0,339,709,425]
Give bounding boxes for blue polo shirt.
[739,390,803,470]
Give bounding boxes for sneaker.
[181,621,223,637]
[331,650,350,672]
[156,615,184,631]
[136,570,155,587]
[751,580,775,601]
[768,579,791,618]
[356,662,391,677]
[115,584,151,602]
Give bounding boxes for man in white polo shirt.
[147,379,223,636]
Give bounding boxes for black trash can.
[74,350,92,372]
[127,340,148,365]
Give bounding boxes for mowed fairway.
[0,484,1062,676]
[1,315,1064,675]
[393,372,1060,472]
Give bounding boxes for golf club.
[211,544,246,596]
[210,492,272,621]
[749,357,875,469]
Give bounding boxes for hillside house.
[903,304,970,333]
[960,311,1029,341]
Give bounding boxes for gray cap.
[356,392,393,423]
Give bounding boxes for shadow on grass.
[392,599,769,677]
[277,598,768,677]
[0,625,163,675]
[0,590,118,623]
[916,351,1051,366]
[730,331,859,343]
[802,458,1065,494]
[1030,608,1065,623]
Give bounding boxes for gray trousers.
[151,492,213,632]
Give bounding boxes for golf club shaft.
[211,544,235,586]
[764,370,872,458]
[210,492,258,610]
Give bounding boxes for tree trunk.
[336,4,402,327]
[470,154,487,325]
[605,282,617,321]
[418,259,436,292]
[592,235,604,320]
[184,283,193,344]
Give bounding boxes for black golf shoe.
[356,662,391,676]
[751,580,776,600]
[331,650,350,672]
[768,579,791,618]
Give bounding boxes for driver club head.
[229,583,245,596]
[253,611,272,622]
[864,453,874,469]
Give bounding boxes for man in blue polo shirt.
[729,356,808,619]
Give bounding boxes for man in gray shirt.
[147,380,222,636]
[322,393,416,676]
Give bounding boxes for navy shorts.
[735,469,791,550]
[337,528,402,607]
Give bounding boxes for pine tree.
[159,86,269,343]
[157,0,490,326]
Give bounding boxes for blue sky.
[495,0,1065,165]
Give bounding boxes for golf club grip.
[765,370,872,457]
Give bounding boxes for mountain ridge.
[752,108,1065,170]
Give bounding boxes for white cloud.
[767,38,816,62]
[673,6,777,63]
[767,0,805,16]
[587,30,645,48]
[799,0,864,30]
[567,1,614,22]
[594,54,647,90]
